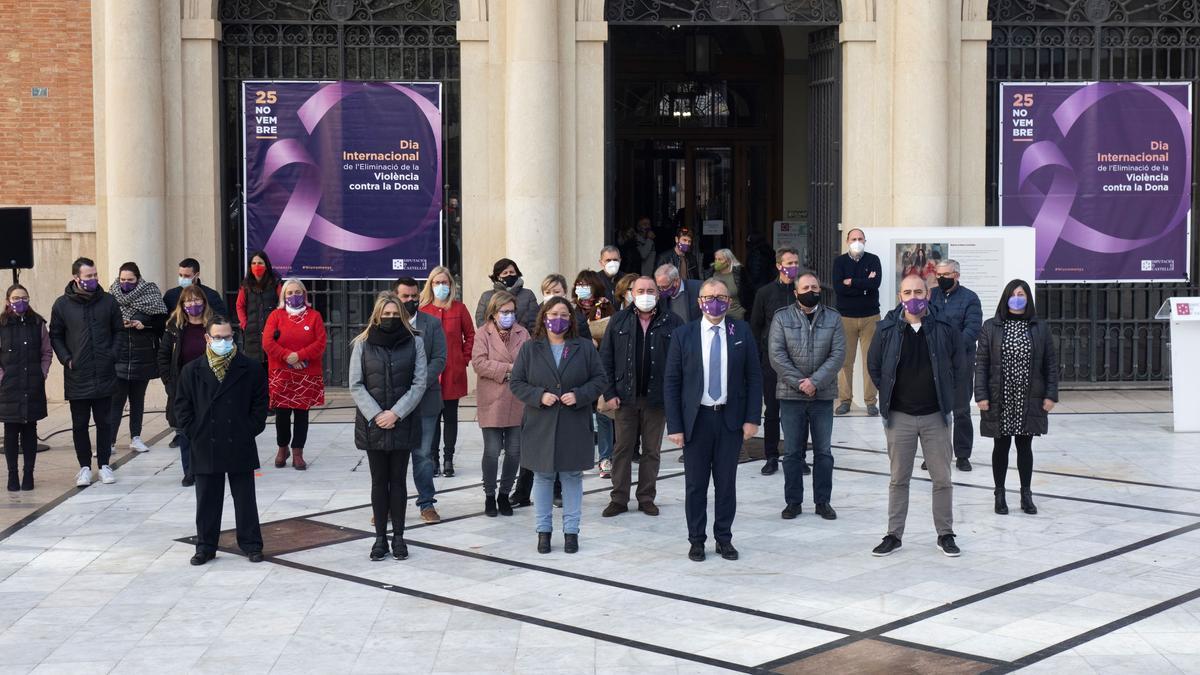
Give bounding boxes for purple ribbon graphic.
[257,82,442,271]
[1016,83,1191,273]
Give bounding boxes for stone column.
[957,17,992,226]
[505,0,561,291]
[891,0,949,228]
[102,0,166,285]
[180,11,223,291]
[840,17,879,233]
[574,6,607,273]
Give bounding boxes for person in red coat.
[418,266,475,476]
[262,278,326,470]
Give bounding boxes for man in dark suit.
[395,279,448,519]
[655,264,701,324]
[175,316,270,565]
[664,278,763,562]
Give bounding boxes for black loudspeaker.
[0,207,33,269]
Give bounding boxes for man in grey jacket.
[768,271,845,520]
[395,278,448,523]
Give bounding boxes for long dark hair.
[533,296,579,340]
[242,250,280,291]
[995,278,1037,320]
[1,284,43,326]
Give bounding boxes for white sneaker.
[75,466,92,487]
[130,437,149,452]
[99,466,115,484]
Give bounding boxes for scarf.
[109,279,168,321]
[207,344,237,382]
[366,324,413,349]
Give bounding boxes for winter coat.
[348,333,427,452]
[929,283,983,355]
[509,337,608,473]
[410,311,446,417]
[236,283,279,362]
[262,307,326,377]
[113,313,165,381]
[175,352,269,475]
[420,301,475,400]
[0,315,52,424]
[475,279,539,332]
[975,314,1059,438]
[866,304,966,427]
[49,283,123,400]
[599,304,683,408]
[704,264,754,321]
[768,303,846,401]
[158,321,208,427]
[655,248,702,280]
[750,280,797,358]
[471,321,530,428]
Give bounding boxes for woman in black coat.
[1,285,52,491]
[108,262,167,455]
[235,250,280,366]
[975,279,1059,516]
[157,285,215,486]
[509,297,608,555]
[349,294,427,562]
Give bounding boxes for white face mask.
[543,293,559,304]
[634,294,658,312]
[575,286,592,300]
[624,291,634,306]
[209,338,234,356]
[849,241,866,255]
[604,261,621,276]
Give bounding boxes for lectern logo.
[1178,303,1191,316]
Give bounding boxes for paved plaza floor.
[0,391,1197,674]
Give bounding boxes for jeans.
[275,408,310,448]
[885,411,954,538]
[109,378,149,445]
[70,397,113,468]
[432,398,460,461]
[533,470,582,534]
[481,427,521,497]
[413,415,438,511]
[780,399,834,505]
[595,413,614,462]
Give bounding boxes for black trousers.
[432,398,460,461]
[109,378,150,445]
[3,421,37,474]
[683,407,742,545]
[70,397,113,467]
[952,360,975,459]
[367,449,410,537]
[275,408,310,448]
[992,435,1034,491]
[761,362,780,459]
[194,471,263,555]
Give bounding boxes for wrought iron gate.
[218,0,460,386]
[808,26,841,288]
[986,0,1200,385]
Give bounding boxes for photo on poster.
[894,242,949,288]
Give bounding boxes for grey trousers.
[885,411,954,539]
[481,426,522,497]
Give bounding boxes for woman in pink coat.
[471,290,530,517]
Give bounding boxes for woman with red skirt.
[263,278,326,470]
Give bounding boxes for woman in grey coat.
[509,297,608,555]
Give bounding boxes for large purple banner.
[999,82,1192,281]
[243,81,442,279]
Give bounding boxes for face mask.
[497,312,516,330]
[184,304,205,317]
[79,278,99,293]
[378,317,403,333]
[903,297,928,316]
[402,299,419,316]
[678,242,691,253]
[1008,295,1028,311]
[575,286,592,301]
[209,338,234,356]
[780,266,799,282]
[848,241,866,255]
[501,275,519,288]
[543,294,559,304]
[701,297,730,317]
[660,284,679,299]
[634,294,658,312]
[624,291,634,306]
[713,260,728,272]
[604,261,621,276]
[433,284,451,301]
[545,316,571,335]
[9,299,28,314]
[250,263,266,279]
[936,276,955,292]
[178,277,194,288]
[797,291,820,308]
[285,294,306,309]
[119,281,137,293]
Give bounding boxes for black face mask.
[796,291,820,308]
[937,276,956,292]
[379,317,403,334]
[501,275,519,288]
[402,300,419,316]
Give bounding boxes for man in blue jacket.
[866,275,966,558]
[928,260,982,471]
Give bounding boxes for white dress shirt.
[700,318,729,406]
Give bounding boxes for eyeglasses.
[699,295,731,303]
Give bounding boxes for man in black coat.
[655,228,702,281]
[832,228,883,417]
[175,316,270,565]
[162,257,229,318]
[748,246,802,476]
[50,257,124,487]
[599,276,684,517]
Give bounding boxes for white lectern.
[1157,297,1200,432]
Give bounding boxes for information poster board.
[243,81,443,279]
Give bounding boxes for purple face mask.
[285,294,306,309]
[659,284,679,299]
[544,316,571,335]
[78,278,99,292]
[184,304,205,317]
[781,266,799,281]
[701,297,730,317]
[9,299,28,314]
[903,297,928,316]
[119,281,137,293]
[678,242,691,253]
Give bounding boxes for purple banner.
[999,82,1192,281]
[243,81,442,279]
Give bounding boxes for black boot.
[564,533,579,554]
[497,493,513,516]
[485,495,498,517]
[21,451,34,491]
[510,469,533,506]
[443,455,455,477]
[994,489,1009,515]
[369,536,389,561]
[432,449,441,477]
[392,534,409,560]
[1020,490,1037,515]
[537,532,551,554]
[6,472,18,492]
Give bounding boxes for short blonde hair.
[278,277,308,308]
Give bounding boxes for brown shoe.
[602,502,628,517]
[291,448,307,471]
[420,508,441,524]
[638,502,660,516]
[274,446,290,468]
